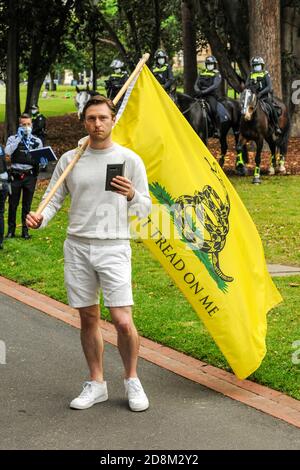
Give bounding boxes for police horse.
[74,86,100,120]
[174,92,241,168]
[236,88,290,183]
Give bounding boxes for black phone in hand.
[105,163,125,191]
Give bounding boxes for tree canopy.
[2,0,300,137]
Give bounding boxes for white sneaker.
[70,381,108,410]
[124,377,149,412]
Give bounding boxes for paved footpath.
[0,290,300,450]
[268,264,300,276]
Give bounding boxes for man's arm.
[36,137,43,149]
[201,74,222,96]
[28,156,69,229]
[258,73,272,99]
[194,77,202,95]
[5,135,21,156]
[164,66,175,91]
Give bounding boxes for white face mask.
[114,68,121,74]
[206,64,215,71]
[23,126,32,136]
[253,64,262,72]
[157,58,165,66]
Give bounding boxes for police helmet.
[251,56,265,68]
[110,59,124,70]
[205,55,217,67]
[154,49,168,61]
[30,104,39,115]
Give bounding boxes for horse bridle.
[242,89,258,116]
[182,98,202,115]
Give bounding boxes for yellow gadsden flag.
[113,65,282,379]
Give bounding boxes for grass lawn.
[0,176,299,399]
[231,176,300,265]
[0,84,107,122]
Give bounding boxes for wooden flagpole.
[36,53,150,216]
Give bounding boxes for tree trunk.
[24,0,74,113]
[222,0,250,79]
[25,73,46,112]
[50,70,56,91]
[196,0,246,92]
[5,0,20,139]
[248,0,282,98]
[181,0,197,95]
[281,4,300,136]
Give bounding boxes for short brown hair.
[19,113,31,120]
[82,95,116,120]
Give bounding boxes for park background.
[0,0,299,399]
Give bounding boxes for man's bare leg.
[78,304,104,382]
[109,306,139,379]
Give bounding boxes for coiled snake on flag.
[173,159,233,283]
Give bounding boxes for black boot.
[272,108,282,135]
[22,228,31,240]
[213,127,220,138]
[275,126,282,136]
[212,114,221,138]
[6,230,15,238]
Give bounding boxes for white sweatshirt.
[40,143,151,240]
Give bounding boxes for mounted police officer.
[105,59,128,101]
[152,49,175,93]
[194,55,222,137]
[0,144,9,249]
[30,104,47,145]
[245,56,282,135]
[5,113,42,239]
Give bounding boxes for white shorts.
[63,237,133,308]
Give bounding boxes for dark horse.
[236,88,290,184]
[174,92,241,168]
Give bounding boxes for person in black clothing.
[105,60,128,101]
[245,56,281,135]
[5,113,42,239]
[194,55,222,137]
[30,104,47,145]
[0,144,9,249]
[152,49,175,94]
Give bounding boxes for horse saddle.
[260,100,272,118]
[260,99,282,118]
[216,101,230,123]
[274,103,282,116]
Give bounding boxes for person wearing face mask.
[105,60,129,102]
[152,49,175,93]
[5,113,42,239]
[0,144,9,250]
[194,55,222,138]
[245,56,282,135]
[31,104,47,145]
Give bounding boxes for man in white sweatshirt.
[26,95,151,412]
